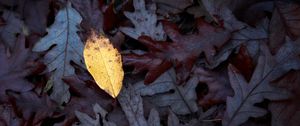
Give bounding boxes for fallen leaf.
[229,45,255,81]
[123,18,231,84]
[74,103,116,126]
[208,18,268,68]
[194,67,233,108]
[7,91,58,125]
[147,109,160,126]
[120,0,166,41]
[0,35,42,102]
[118,85,162,126]
[168,110,180,126]
[223,41,300,126]
[84,32,124,98]
[0,10,25,49]
[134,69,198,115]
[32,2,85,104]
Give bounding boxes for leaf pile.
[0,0,300,126]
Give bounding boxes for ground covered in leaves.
[0,0,300,126]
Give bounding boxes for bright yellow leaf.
[83,32,124,98]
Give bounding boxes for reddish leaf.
[194,67,233,108]
[123,18,231,84]
[229,45,255,81]
[0,35,43,102]
[7,91,58,125]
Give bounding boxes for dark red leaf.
[123,18,231,84]
[229,45,255,81]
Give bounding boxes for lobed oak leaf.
[223,41,300,126]
[134,69,198,115]
[123,18,231,84]
[32,2,85,104]
[120,0,166,41]
[0,35,43,103]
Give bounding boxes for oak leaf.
[120,0,166,41]
[134,69,198,115]
[123,18,231,84]
[118,85,161,126]
[223,41,300,126]
[32,2,85,104]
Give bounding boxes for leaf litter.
[0,0,300,126]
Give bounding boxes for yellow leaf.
[83,32,124,98]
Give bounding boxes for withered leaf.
[32,2,85,104]
[134,69,198,115]
[223,41,300,126]
[120,0,166,41]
